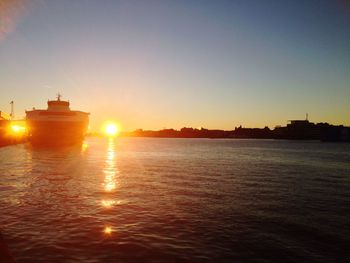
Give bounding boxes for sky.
[0,0,349,131]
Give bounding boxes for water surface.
[0,138,349,262]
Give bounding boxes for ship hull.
[25,96,89,146]
[27,120,88,146]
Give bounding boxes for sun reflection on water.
[101,200,116,208]
[103,226,113,235]
[103,139,118,193]
[81,142,89,153]
[101,138,120,235]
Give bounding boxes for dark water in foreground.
[0,138,349,262]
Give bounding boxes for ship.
[26,94,89,145]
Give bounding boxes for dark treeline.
[117,120,350,142]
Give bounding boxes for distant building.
[274,118,350,142]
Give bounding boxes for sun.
[104,123,119,136]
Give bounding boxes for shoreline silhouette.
[1,117,350,148]
[89,119,350,142]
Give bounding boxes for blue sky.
[0,0,349,130]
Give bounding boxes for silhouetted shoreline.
[89,119,350,142]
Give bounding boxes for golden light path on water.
[81,142,89,153]
[101,138,119,235]
[103,139,117,192]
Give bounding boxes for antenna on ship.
[306,113,308,121]
[57,93,61,101]
[10,101,14,120]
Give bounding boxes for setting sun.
[104,123,119,137]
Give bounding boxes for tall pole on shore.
[10,101,14,120]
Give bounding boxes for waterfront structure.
[0,111,26,147]
[274,119,350,142]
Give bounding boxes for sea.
[0,138,349,262]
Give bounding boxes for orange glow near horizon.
[10,124,26,135]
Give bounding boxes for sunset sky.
[0,0,349,131]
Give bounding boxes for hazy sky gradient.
[0,0,349,130]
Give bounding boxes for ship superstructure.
[26,94,89,145]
